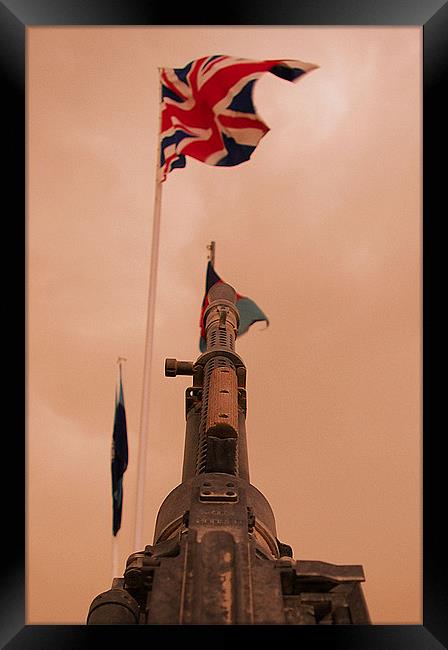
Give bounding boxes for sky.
[27,26,421,625]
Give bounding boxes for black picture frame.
[5,0,446,647]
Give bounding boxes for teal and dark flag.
[111,366,128,536]
[199,261,269,351]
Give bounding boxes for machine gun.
[87,281,370,624]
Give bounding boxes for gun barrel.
[195,283,246,476]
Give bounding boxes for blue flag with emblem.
[111,362,128,536]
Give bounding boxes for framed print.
[4,0,446,646]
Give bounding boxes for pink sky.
[27,26,421,624]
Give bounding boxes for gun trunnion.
[87,282,370,625]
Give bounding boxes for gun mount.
[87,281,370,624]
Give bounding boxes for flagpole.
[112,534,119,582]
[133,69,163,552]
[207,240,216,266]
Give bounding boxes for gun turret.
[87,282,370,624]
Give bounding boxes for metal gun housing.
[87,281,370,625]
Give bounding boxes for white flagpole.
[112,534,119,582]
[207,240,216,266]
[133,69,163,552]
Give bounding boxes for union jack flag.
[159,54,317,182]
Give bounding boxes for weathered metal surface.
[87,588,140,625]
[206,367,238,438]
